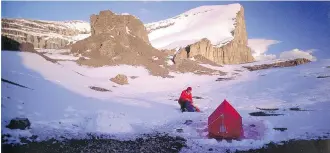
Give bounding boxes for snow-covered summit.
[145,3,242,50]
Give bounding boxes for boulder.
[6,117,31,130]
[89,86,111,92]
[110,74,129,85]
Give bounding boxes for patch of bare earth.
[72,34,171,78]
[169,59,224,75]
[193,55,222,67]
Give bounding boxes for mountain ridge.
[1,3,254,64]
[1,18,90,49]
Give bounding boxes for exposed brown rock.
[19,42,35,52]
[78,57,87,61]
[193,55,222,67]
[173,6,254,65]
[161,49,176,56]
[71,10,172,77]
[110,74,129,85]
[90,10,149,43]
[169,59,225,75]
[72,10,232,77]
[243,58,311,71]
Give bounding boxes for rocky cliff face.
[1,18,90,49]
[146,4,254,65]
[90,11,149,44]
[71,10,171,77]
[174,6,254,64]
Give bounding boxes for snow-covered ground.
[146,3,241,50]
[2,51,330,152]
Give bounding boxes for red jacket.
[179,90,193,103]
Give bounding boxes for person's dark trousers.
[178,99,186,112]
[184,101,195,112]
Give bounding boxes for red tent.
[208,99,243,139]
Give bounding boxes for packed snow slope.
[2,50,330,152]
[145,3,241,50]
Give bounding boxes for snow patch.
[152,56,159,60]
[166,60,174,66]
[190,57,196,61]
[71,34,91,42]
[126,26,131,34]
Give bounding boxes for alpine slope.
[2,50,330,152]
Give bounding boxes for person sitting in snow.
[178,87,200,112]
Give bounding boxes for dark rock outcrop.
[169,59,223,75]
[6,118,31,130]
[317,75,330,79]
[243,58,311,71]
[2,36,35,52]
[89,86,111,92]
